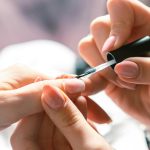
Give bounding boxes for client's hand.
[0,64,110,131]
[11,83,112,150]
[0,64,49,130]
[0,64,111,150]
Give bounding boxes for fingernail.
[63,79,85,94]
[43,85,66,110]
[56,74,75,79]
[115,61,139,78]
[102,36,117,54]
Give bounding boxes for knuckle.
[61,112,80,128]
[111,21,131,35]
[10,129,36,150]
[112,21,131,29]
[78,37,88,51]
[78,36,92,55]
[107,0,118,9]
[90,16,109,34]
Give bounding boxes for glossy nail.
[115,61,139,78]
[63,79,85,94]
[43,85,66,110]
[102,36,117,54]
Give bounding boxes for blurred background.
[0,0,106,51]
[0,0,150,150]
[0,0,149,52]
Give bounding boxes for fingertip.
[78,35,92,56]
[42,85,66,110]
[115,61,139,79]
[101,36,117,58]
[86,96,112,124]
[63,79,85,94]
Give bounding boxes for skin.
[10,0,150,149]
[11,84,112,150]
[79,0,150,126]
[0,64,110,149]
[0,64,110,128]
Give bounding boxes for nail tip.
[64,79,85,93]
[102,36,117,53]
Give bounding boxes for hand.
[0,64,111,130]
[11,84,112,150]
[0,65,86,128]
[0,64,49,130]
[79,0,150,126]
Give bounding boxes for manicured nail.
[102,36,117,54]
[56,74,75,79]
[43,85,66,110]
[115,61,139,78]
[63,79,85,94]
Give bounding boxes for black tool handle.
[107,36,150,69]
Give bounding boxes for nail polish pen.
[76,36,150,78]
[76,59,116,78]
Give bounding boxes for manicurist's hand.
[79,0,150,126]
[11,83,112,150]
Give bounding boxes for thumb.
[42,85,111,150]
[115,57,150,84]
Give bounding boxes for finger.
[79,35,103,67]
[38,114,55,149]
[0,125,11,131]
[102,0,150,54]
[90,15,111,57]
[114,57,150,84]
[53,96,87,150]
[53,128,71,150]
[87,119,98,132]
[78,35,115,92]
[11,113,43,150]
[81,70,136,96]
[106,0,134,49]
[85,96,111,124]
[0,78,85,126]
[42,85,111,150]
[55,74,76,79]
[0,64,49,90]
[74,96,87,119]
[78,34,135,92]
[78,35,110,93]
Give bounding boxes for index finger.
[0,79,85,126]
